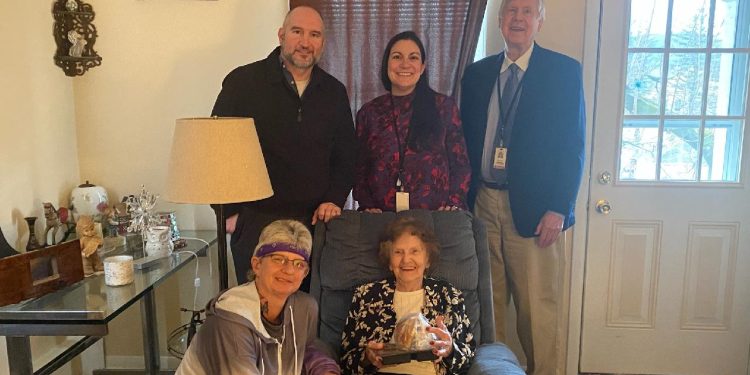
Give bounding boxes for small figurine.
[101,202,128,236]
[68,30,87,58]
[77,215,104,276]
[43,202,74,245]
[145,225,173,258]
[113,202,129,235]
[65,0,78,11]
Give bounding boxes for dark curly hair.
[378,216,440,269]
[379,31,441,152]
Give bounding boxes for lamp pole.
[215,204,229,291]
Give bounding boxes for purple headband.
[254,242,310,262]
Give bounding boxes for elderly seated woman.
[340,216,475,374]
[176,220,339,375]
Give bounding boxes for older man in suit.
[460,0,585,374]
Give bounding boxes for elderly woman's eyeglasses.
[265,254,309,272]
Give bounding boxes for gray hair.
[248,220,312,281]
[378,217,440,270]
[499,0,546,21]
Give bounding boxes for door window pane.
[665,53,705,115]
[713,0,750,48]
[702,120,743,181]
[661,120,700,180]
[629,0,668,48]
[625,53,663,115]
[670,0,710,48]
[707,53,749,116]
[620,120,659,180]
[618,0,747,183]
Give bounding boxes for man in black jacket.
[212,6,355,285]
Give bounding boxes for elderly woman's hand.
[427,316,453,362]
[364,341,385,368]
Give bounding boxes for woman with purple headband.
[177,220,340,375]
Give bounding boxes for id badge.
[396,191,410,212]
[493,147,507,170]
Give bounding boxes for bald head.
[278,6,325,74]
[283,6,325,34]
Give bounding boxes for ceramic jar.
[71,181,109,219]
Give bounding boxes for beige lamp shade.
[165,117,273,204]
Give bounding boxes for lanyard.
[495,69,524,147]
[390,95,411,192]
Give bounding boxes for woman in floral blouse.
[340,217,475,374]
[354,31,471,212]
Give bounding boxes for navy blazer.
[460,43,585,237]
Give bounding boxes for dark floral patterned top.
[340,277,475,375]
[354,92,471,211]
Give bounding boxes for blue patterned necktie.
[501,63,519,118]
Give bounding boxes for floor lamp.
[165,117,273,291]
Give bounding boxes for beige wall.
[74,0,287,232]
[0,1,81,373]
[0,1,80,252]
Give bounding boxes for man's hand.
[534,211,564,248]
[312,202,341,225]
[437,205,460,211]
[363,208,383,213]
[225,214,238,234]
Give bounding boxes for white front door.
[580,1,750,374]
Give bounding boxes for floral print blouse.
[340,277,476,374]
[354,92,471,211]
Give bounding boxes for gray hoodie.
[176,281,339,375]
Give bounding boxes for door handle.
[595,199,612,215]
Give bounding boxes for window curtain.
[289,0,488,114]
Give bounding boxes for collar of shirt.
[500,43,534,73]
[278,55,299,94]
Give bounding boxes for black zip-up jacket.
[211,47,356,218]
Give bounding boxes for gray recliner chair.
[310,209,524,374]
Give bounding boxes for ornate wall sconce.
[52,0,102,76]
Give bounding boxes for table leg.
[140,290,160,374]
[7,336,32,375]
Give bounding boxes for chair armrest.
[467,343,525,375]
